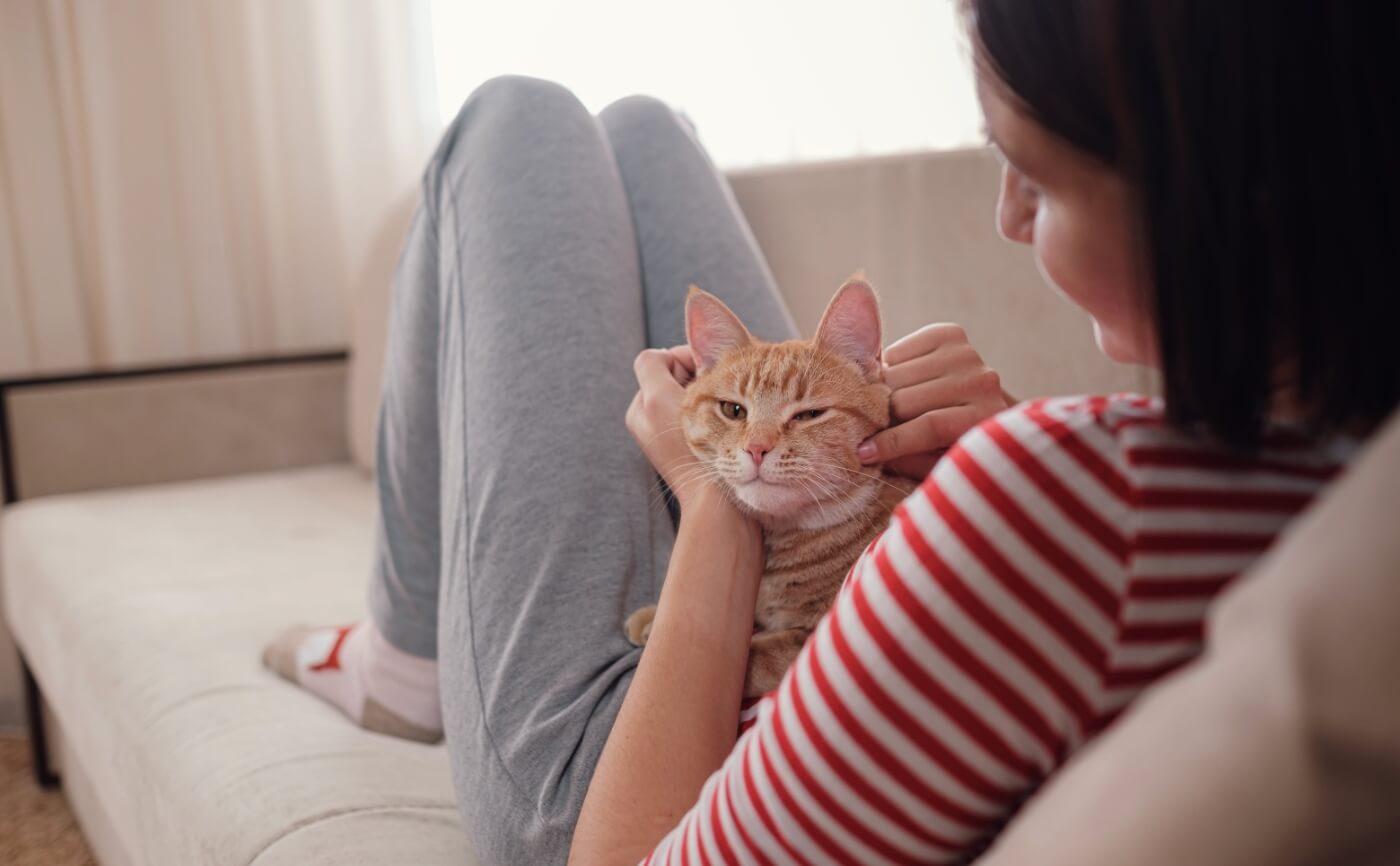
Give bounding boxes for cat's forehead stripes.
[728,345,838,402]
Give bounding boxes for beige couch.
[0,148,1150,865]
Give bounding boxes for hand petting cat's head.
[680,276,892,526]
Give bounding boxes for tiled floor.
[0,734,96,866]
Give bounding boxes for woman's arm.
[569,487,763,863]
[569,347,765,863]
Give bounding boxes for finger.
[884,322,969,367]
[884,342,980,390]
[857,406,984,463]
[888,374,975,422]
[668,345,697,384]
[670,345,697,373]
[633,349,681,393]
[891,366,1003,422]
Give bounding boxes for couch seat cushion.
[1,465,476,866]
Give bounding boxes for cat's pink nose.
[746,443,772,467]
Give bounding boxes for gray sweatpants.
[365,76,798,865]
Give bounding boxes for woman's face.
[976,70,1159,368]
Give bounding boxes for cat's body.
[626,277,917,697]
[741,470,915,695]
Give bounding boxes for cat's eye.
[719,400,747,420]
[792,408,826,422]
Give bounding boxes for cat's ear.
[686,285,753,372]
[815,274,883,378]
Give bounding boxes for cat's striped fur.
[625,278,916,697]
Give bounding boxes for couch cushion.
[0,466,476,866]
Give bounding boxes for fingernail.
[857,441,877,463]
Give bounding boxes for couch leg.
[20,654,61,789]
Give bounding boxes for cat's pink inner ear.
[686,288,752,371]
[815,279,883,377]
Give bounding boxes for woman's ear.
[814,274,883,378]
[996,163,1037,245]
[686,285,753,372]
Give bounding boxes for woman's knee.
[426,76,592,195]
[598,93,694,143]
[458,75,585,127]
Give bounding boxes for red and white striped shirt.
[643,394,1355,865]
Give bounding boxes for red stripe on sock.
[309,624,354,672]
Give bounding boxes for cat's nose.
[746,443,772,467]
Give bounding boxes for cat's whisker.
[640,425,691,451]
[645,462,724,512]
[791,476,834,526]
[806,464,912,494]
[799,458,918,496]
[660,464,723,493]
[800,473,848,518]
[803,471,844,503]
[650,460,712,491]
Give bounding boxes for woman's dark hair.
[967,1,1399,450]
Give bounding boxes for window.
[429,0,982,169]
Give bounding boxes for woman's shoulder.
[913,392,1354,542]
[970,392,1353,495]
[1015,392,1166,440]
[944,392,1161,487]
[905,394,1149,545]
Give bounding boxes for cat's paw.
[624,605,657,647]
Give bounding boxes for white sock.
[264,621,442,743]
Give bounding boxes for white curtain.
[0,0,439,378]
[0,1,982,379]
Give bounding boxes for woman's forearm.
[569,488,764,865]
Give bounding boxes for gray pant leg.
[365,94,798,664]
[366,200,447,660]
[599,96,799,347]
[426,76,670,866]
[373,76,798,865]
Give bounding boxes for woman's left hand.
[626,345,715,509]
[857,323,1012,481]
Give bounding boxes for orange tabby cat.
[625,276,917,697]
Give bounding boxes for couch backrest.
[346,146,1154,473]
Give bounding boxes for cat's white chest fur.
[762,480,879,533]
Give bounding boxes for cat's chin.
[729,480,811,522]
[728,476,883,532]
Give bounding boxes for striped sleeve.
[641,398,1136,865]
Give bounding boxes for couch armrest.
[0,353,349,503]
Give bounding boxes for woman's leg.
[267,74,673,862]
[433,89,799,863]
[598,95,798,347]
[412,77,675,865]
[272,78,799,865]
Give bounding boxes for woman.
[266,2,1398,863]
